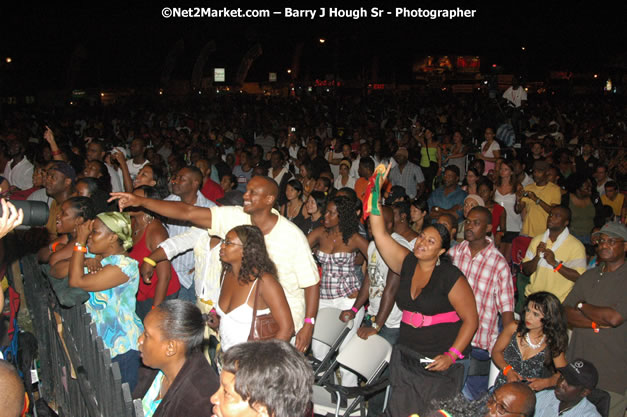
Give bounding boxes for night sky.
[1,1,624,93]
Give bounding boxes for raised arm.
[109,192,213,229]
[112,151,134,192]
[68,221,131,292]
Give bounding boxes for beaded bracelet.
[449,347,464,360]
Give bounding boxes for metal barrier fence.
[16,254,136,417]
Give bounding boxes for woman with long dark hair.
[308,196,369,387]
[492,291,568,391]
[280,179,305,224]
[495,160,522,262]
[212,225,294,352]
[296,190,327,235]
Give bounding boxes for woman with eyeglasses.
[210,225,294,352]
[492,291,568,391]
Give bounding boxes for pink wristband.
[444,352,457,363]
[351,307,358,314]
[449,347,464,359]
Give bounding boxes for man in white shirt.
[163,166,216,302]
[3,140,33,190]
[502,78,527,109]
[111,175,320,353]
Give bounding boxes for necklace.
[525,332,545,349]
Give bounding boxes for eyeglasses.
[220,238,243,247]
[486,392,525,416]
[597,238,624,247]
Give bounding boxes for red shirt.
[129,228,181,301]
[200,179,225,204]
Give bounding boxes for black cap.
[559,359,598,390]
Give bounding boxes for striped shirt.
[389,161,425,199]
[163,191,216,289]
[448,238,515,353]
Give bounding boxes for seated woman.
[492,291,568,391]
[135,300,219,417]
[128,186,180,321]
[38,196,95,266]
[308,196,369,387]
[68,212,144,391]
[211,225,294,352]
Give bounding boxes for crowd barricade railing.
[16,254,136,417]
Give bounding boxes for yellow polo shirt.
[524,232,587,301]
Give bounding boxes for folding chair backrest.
[336,334,392,382]
[312,308,353,347]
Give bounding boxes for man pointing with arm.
[111,175,320,352]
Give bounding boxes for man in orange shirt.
[354,156,374,204]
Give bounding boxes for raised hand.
[108,192,142,211]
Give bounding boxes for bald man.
[0,360,25,417]
[111,175,320,352]
[485,382,536,417]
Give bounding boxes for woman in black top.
[369,203,478,371]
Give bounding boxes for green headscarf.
[96,212,133,251]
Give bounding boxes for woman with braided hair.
[307,195,369,387]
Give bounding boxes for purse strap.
[247,279,261,340]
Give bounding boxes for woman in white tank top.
[211,225,294,352]
[494,160,523,263]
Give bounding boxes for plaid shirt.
[448,238,515,353]
[316,250,360,300]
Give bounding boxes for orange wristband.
[503,365,513,376]
[591,321,600,333]
[73,243,87,253]
[553,262,563,272]
[50,242,61,252]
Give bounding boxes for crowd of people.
[0,85,625,417]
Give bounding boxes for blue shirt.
[534,390,601,417]
[427,186,467,220]
[85,255,143,357]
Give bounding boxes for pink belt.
[401,310,460,328]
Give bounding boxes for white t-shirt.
[3,157,34,190]
[207,206,320,331]
[334,175,356,190]
[366,233,415,328]
[126,159,149,181]
[502,86,527,108]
